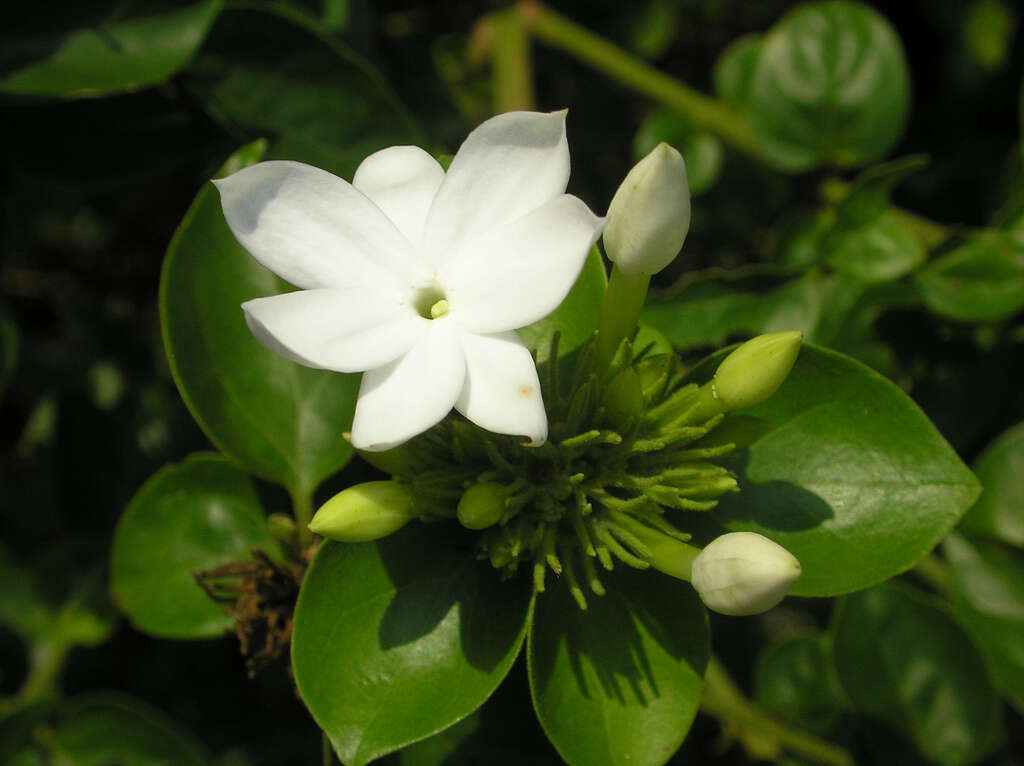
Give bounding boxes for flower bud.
[457,482,506,530]
[603,142,691,276]
[309,481,416,542]
[691,532,801,616]
[713,331,802,412]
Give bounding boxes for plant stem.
[322,732,334,766]
[293,488,314,548]
[912,551,953,598]
[490,8,536,112]
[594,265,650,372]
[519,1,760,157]
[701,656,854,766]
[0,637,70,717]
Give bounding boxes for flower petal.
[456,330,547,445]
[242,288,426,373]
[422,111,570,268]
[350,318,466,451]
[441,195,604,333]
[214,160,429,290]
[352,146,445,248]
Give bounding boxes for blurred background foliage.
[2,0,1024,764]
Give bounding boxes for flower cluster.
[216,111,802,616]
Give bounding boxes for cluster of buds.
[308,140,803,617]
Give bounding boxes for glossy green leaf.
[746,1,910,171]
[960,420,1024,546]
[918,234,1024,322]
[833,156,929,227]
[777,211,833,268]
[681,345,979,596]
[826,211,924,283]
[160,142,359,493]
[518,246,607,366]
[187,5,421,178]
[642,271,906,375]
[833,584,1001,766]
[753,634,846,733]
[292,525,532,766]
[0,2,219,98]
[944,533,1024,713]
[528,568,708,766]
[633,109,723,195]
[47,694,208,766]
[110,453,280,639]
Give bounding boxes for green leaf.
[397,713,480,766]
[833,156,929,226]
[713,34,763,108]
[826,211,924,283]
[528,569,708,766]
[960,420,1024,546]
[0,2,220,98]
[633,109,723,195]
[746,1,910,171]
[944,533,1024,713]
[917,233,1024,322]
[832,584,1001,766]
[160,141,359,494]
[187,5,421,179]
[110,453,280,639]
[681,345,979,596]
[776,211,833,269]
[46,694,209,766]
[518,246,607,367]
[292,525,532,766]
[753,634,846,733]
[0,544,53,641]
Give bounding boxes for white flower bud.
[308,481,416,542]
[603,142,691,276]
[691,532,801,616]
[713,331,802,412]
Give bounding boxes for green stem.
[490,9,536,112]
[322,732,334,766]
[293,488,315,548]
[701,656,854,766]
[594,265,650,372]
[0,637,70,717]
[520,1,760,157]
[912,552,953,598]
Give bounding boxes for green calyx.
[382,332,779,610]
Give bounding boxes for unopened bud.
[691,532,801,616]
[309,481,416,542]
[713,331,802,412]
[603,142,691,276]
[457,482,506,530]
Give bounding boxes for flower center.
[413,285,450,320]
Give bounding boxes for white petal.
[242,288,426,373]
[352,146,445,248]
[441,195,604,333]
[350,318,466,451]
[214,160,429,290]
[456,330,547,445]
[422,111,570,268]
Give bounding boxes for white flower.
[214,111,604,451]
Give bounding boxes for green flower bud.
[713,331,802,412]
[691,532,801,616]
[603,142,691,276]
[457,482,506,530]
[308,481,416,542]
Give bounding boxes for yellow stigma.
[430,299,450,319]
